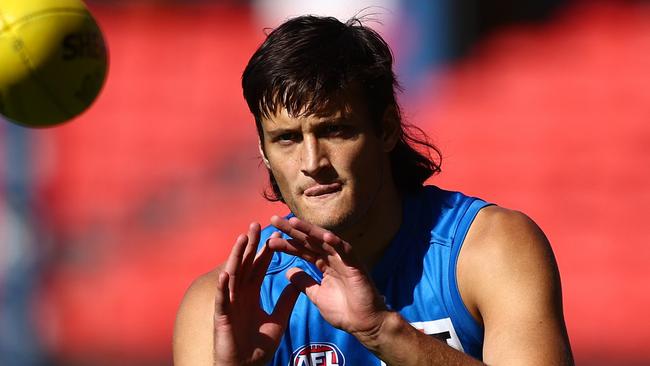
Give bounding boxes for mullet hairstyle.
[242,15,441,202]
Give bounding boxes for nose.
[300,135,330,177]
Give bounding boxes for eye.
[322,124,354,139]
[275,132,302,145]
[325,125,343,135]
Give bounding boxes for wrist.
[353,310,406,353]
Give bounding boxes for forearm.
[355,311,485,366]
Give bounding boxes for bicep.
[173,269,221,366]
[459,207,573,365]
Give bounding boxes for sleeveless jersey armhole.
[447,199,492,350]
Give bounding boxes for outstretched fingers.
[224,233,248,301]
[267,236,321,264]
[270,216,330,256]
[288,216,329,242]
[300,220,354,262]
[251,232,280,287]
[214,271,231,318]
[240,222,261,275]
[224,223,274,299]
[272,215,355,263]
[321,231,357,266]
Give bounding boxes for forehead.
[260,92,370,132]
[260,106,345,130]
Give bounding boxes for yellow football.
[0,0,108,127]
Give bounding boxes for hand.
[267,216,390,343]
[213,223,300,366]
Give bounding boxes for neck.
[339,180,403,271]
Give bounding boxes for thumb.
[286,267,320,303]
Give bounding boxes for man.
[174,15,573,366]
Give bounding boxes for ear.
[258,139,271,169]
[381,105,401,152]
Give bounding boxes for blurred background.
[1,0,649,365]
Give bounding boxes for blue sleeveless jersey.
[257,186,490,365]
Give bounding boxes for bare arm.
[459,206,573,365]
[174,268,221,366]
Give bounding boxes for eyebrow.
[311,117,349,129]
[265,117,348,135]
[319,117,347,124]
[264,127,298,137]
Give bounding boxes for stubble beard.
[279,160,387,238]
[288,195,358,234]
[288,184,380,240]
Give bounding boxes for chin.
[287,192,362,232]
[298,205,358,233]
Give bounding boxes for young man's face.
[259,98,394,233]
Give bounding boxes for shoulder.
[173,266,223,365]
[176,266,222,320]
[458,206,560,322]
[464,205,552,259]
[458,206,573,364]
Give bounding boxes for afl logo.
[290,342,345,366]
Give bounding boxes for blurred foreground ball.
[0,0,108,127]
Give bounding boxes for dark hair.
[242,15,441,202]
